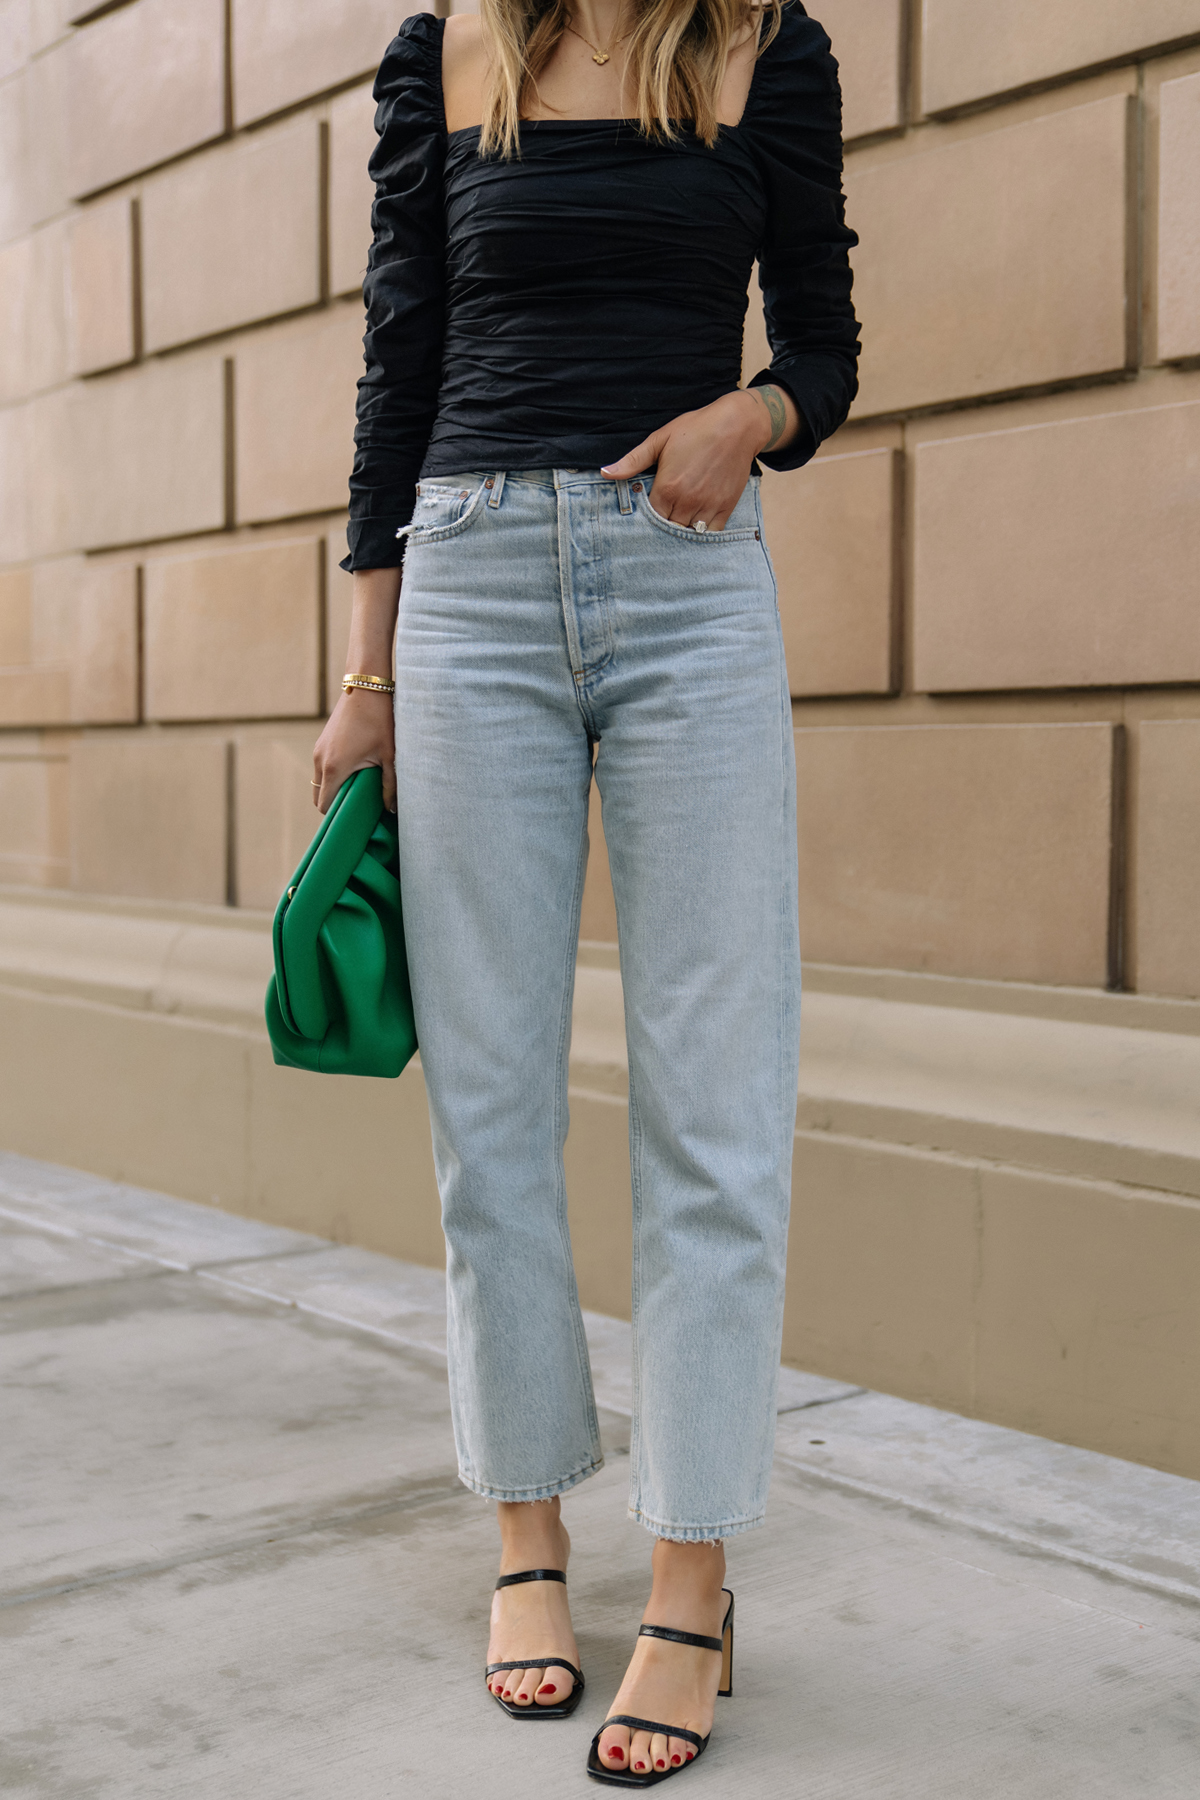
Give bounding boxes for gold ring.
[311,780,321,787]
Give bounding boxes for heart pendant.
[592,51,610,64]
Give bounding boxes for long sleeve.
[344,14,448,571]
[741,5,860,470]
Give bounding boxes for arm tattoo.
[753,384,789,451]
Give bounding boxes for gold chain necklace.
[564,18,629,65]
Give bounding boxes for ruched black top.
[345,4,859,570]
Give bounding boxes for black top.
[345,4,859,570]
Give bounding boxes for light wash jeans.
[394,467,800,1541]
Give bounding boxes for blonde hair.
[478,0,782,157]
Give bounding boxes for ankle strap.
[638,1624,724,1653]
[495,1568,567,1590]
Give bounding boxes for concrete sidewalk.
[1,1150,1197,1798]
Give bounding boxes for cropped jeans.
[393,468,801,1541]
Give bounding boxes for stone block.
[794,722,1115,985]
[975,1164,1200,1473]
[32,0,75,47]
[144,537,322,721]
[0,748,69,886]
[141,118,321,353]
[232,0,429,128]
[328,83,377,299]
[0,556,135,729]
[70,730,229,902]
[234,727,322,910]
[1133,720,1200,999]
[763,446,897,697]
[0,568,32,664]
[922,0,1200,115]
[814,0,904,140]
[65,0,225,197]
[0,390,76,565]
[0,220,69,405]
[23,38,70,226]
[912,398,1200,692]
[0,1,32,80]
[0,66,29,243]
[25,387,76,560]
[66,194,135,376]
[0,668,71,727]
[235,306,363,524]
[0,405,30,565]
[29,552,79,663]
[71,352,226,550]
[1158,71,1200,362]
[72,561,140,725]
[785,1133,978,1404]
[850,96,1132,417]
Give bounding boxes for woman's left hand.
[601,384,799,531]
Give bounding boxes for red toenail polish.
[610,1749,625,1762]
[634,1764,646,1772]
[537,1685,556,1695]
[672,1757,682,1766]
[686,1751,695,1761]
[656,1759,666,1769]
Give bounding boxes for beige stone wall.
[4,1,1200,998]
[749,3,1200,1000]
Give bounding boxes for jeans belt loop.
[616,478,632,515]
[487,470,507,510]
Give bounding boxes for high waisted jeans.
[394,467,800,1541]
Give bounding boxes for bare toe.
[629,1730,653,1775]
[509,1668,534,1706]
[535,1665,572,1705]
[668,1735,691,1767]
[598,1725,631,1769]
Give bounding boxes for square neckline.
[439,9,770,140]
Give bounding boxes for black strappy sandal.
[486,1568,586,1721]
[586,1589,734,1785]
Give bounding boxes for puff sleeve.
[740,5,860,469]
[344,14,448,570]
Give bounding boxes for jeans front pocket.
[399,479,488,546]
[636,476,761,545]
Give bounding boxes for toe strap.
[486,1658,583,1683]
[592,1714,705,1752]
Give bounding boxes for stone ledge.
[3,886,1199,1198]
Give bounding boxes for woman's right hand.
[312,688,396,814]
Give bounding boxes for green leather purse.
[265,767,418,1079]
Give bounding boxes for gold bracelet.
[342,673,396,696]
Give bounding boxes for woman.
[313,0,858,1781]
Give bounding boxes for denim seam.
[461,1454,605,1505]
[629,1504,767,1543]
[626,1063,646,1526]
[757,496,798,1515]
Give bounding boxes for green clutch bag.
[265,767,418,1079]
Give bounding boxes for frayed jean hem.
[629,1506,765,1543]
[459,1453,604,1505]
